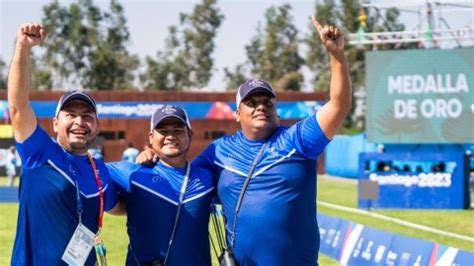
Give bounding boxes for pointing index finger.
[311,15,323,32]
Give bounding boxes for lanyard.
[163,162,191,265]
[74,153,104,233]
[230,142,268,250]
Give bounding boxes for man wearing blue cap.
[8,23,119,265]
[107,105,215,265]
[197,16,351,265]
[138,17,350,265]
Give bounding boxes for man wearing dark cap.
[8,23,118,265]
[138,17,350,265]
[107,105,214,265]
[193,17,351,265]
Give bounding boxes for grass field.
[1,175,473,265]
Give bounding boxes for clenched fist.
[16,23,46,48]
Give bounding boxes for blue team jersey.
[11,126,117,266]
[107,160,215,266]
[195,115,330,265]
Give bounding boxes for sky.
[1,0,473,91]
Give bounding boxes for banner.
[0,100,324,120]
[366,48,474,144]
[318,213,474,265]
[358,151,468,209]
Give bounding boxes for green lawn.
[317,175,474,252]
[0,203,338,265]
[1,175,472,265]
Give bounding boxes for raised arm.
[8,23,47,143]
[311,16,352,139]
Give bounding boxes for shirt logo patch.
[152,175,163,183]
[227,153,237,160]
[267,147,280,159]
[69,165,77,176]
[249,79,266,88]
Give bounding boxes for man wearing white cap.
[8,23,118,265]
[107,105,215,265]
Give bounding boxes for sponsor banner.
[318,213,474,265]
[358,151,468,209]
[343,226,394,265]
[0,100,324,120]
[318,214,349,259]
[450,249,474,266]
[366,47,474,144]
[387,235,434,266]
[0,187,18,202]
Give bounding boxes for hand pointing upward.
[311,15,344,53]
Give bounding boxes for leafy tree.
[39,0,138,90]
[30,57,52,90]
[303,0,337,92]
[223,64,247,90]
[141,26,186,90]
[245,4,304,91]
[141,0,223,90]
[86,0,139,90]
[304,1,410,131]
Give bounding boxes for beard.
[162,150,185,158]
[57,133,95,155]
[159,144,190,159]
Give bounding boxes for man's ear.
[235,109,240,122]
[95,120,100,135]
[52,116,59,133]
[148,131,154,146]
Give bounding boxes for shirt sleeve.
[98,162,119,211]
[193,142,220,184]
[106,161,141,193]
[284,115,330,160]
[15,125,61,170]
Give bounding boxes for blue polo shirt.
[195,115,330,265]
[11,126,117,266]
[107,160,215,266]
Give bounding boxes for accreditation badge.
[61,223,95,265]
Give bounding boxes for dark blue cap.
[236,79,275,107]
[55,90,97,117]
[150,105,192,130]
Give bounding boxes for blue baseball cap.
[236,79,275,107]
[55,90,97,117]
[150,105,192,130]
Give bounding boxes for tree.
[303,0,337,92]
[141,26,189,90]
[39,0,138,90]
[141,0,223,90]
[245,4,304,91]
[85,0,139,90]
[304,1,410,131]
[30,56,52,90]
[223,64,247,91]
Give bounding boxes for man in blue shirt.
[8,23,119,265]
[198,17,350,265]
[107,105,215,265]
[140,17,351,265]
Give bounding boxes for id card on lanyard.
[62,153,106,266]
